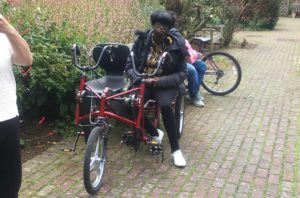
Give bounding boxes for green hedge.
[2,4,85,124]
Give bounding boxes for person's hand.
[144,77,160,86]
[0,14,15,35]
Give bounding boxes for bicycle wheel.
[202,51,242,95]
[175,94,185,139]
[83,125,108,195]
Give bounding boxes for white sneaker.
[193,98,205,107]
[172,149,186,167]
[199,95,205,101]
[186,93,204,101]
[196,93,204,101]
[185,95,192,100]
[152,129,164,144]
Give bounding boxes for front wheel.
[202,51,242,96]
[175,94,185,139]
[83,125,108,194]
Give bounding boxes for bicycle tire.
[202,51,242,95]
[175,94,185,139]
[83,125,108,195]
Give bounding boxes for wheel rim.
[89,136,105,188]
[203,54,240,94]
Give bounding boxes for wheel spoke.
[93,137,100,157]
[90,157,101,171]
[202,52,241,95]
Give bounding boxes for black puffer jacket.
[125,28,187,88]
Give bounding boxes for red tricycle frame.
[74,73,160,144]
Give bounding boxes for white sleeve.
[0,33,13,55]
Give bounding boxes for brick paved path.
[20,17,300,197]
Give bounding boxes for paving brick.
[265,184,279,197]
[36,185,55,196]
[206,187,221,198]
[268,174,280,185]
[237,182,251,194]
[242,172,254,183]
[256,168,268,178]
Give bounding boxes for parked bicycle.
[69,43,185,194]
[191,37,242,96]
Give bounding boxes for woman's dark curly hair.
[150,10,176,29]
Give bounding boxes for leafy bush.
[219,1,248,46]
[3,5,83,122]
[162,0,220,39]
[240,0,280,30]
[162,0,248,45]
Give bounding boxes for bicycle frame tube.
[200,50,219,74]
[74,74,87,125]
[204,58,219,75]
[77,82,149,140]
[100,83,146,129]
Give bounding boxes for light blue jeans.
[186,60,206,99]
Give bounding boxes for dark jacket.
[125,28,187,88]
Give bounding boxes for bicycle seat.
[85,43,130,93]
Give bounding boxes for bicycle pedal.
[150,147,164,163]
[148,142,164,156]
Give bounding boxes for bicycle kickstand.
[62,131,82,152]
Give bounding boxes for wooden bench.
[195,24,225,52]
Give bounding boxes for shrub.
[217,1,248,46]
[162,0,248,45]
[240,0,280,30]
[162,0,219,39]
[4,6,82,121]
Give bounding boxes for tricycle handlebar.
[71,44,111,72]
[130,51,170,78]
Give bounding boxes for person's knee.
[187,63,196,75]
[200,62,206,71]
[201,66,206,73]
[194,60,206,72]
